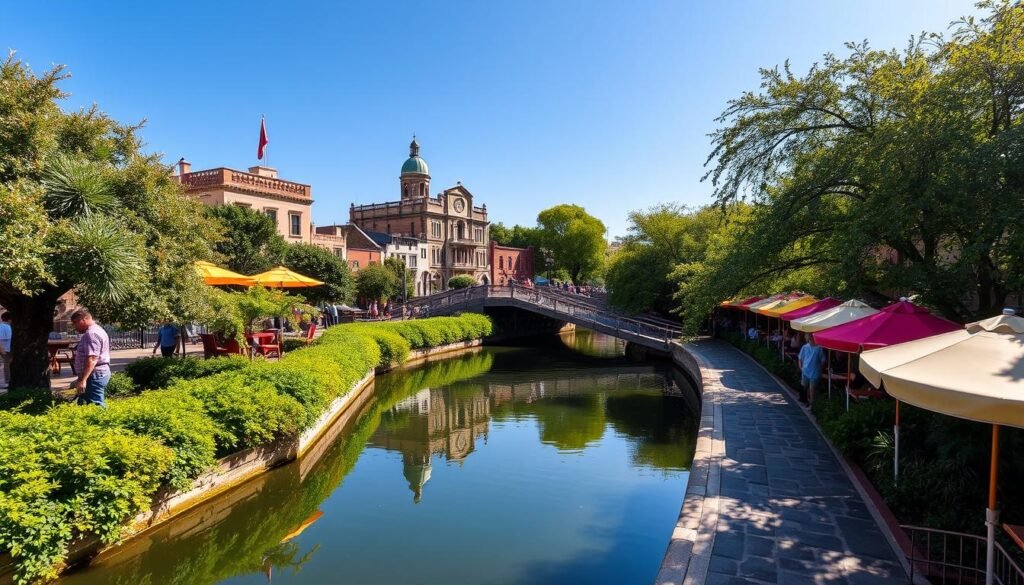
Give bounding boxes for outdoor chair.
[200,334,230,360]
[54,344,77,375]
[222,338,247,357]
[304,323,317,345]
[249,330,282,359]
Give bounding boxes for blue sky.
[3,0,980,238]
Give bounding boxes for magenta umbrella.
[814,298,961,482]
[780,297,843,321]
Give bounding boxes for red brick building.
[489,241,534,286]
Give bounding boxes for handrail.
[902,524,1024,585]
[404,286,678,347]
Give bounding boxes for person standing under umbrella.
[797,334,826,406]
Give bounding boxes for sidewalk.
[671,340,906,585]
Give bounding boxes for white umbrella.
[860,309,1024,585]
[790,299,878,333]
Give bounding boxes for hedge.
[0,313,492,584]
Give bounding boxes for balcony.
[449,235,482,246]
[181,168,311,202]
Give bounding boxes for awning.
[813,299,959,353]
[790,299,878,333]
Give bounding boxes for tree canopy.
[207,204,287,275]
[675,0,1024,331]
[0,54,220,387]
[355,263,398,303]
[283,243,353,305]
[536,204,607,284]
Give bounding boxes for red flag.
[257,117,269,160]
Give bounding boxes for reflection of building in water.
[370,387,491,502]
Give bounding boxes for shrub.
[448,275,475,289]
[281,338,308,353]
[240,361,328,428]
[124,356,251,391]
[176,373,308,455]
[0,387,55,415]
[0,408,173,584]
[105,372,138,397]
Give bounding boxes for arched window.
[508,256,513,271]
[499,257,504,270]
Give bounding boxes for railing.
[404,286,679,348]
[180,168,311,199]
[903,525,1024,585]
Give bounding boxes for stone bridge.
[403,286,681,352]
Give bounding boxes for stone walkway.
[661,340,907,585]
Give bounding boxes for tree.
[283,243,353,305]
[536,204,607,284]
[207,205,287,275]
[684,1,1024,330]
[383,256,414,300]
[355,264,398,303]
[447,275,475,289]
[0,54,220,388]
[605,204,721,315]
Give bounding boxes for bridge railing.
[404,286,679,346]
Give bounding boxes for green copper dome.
[401,136,429,175]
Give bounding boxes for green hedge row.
[0,313,492,584]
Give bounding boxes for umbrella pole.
[894,400,900,485]
[986,424,1000,585]
[827,349,833,400]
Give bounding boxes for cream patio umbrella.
[790,299,878,333]
[860,309,1024,585]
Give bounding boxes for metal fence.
[903,525,1024,585]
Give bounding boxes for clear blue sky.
[3,0,980,238]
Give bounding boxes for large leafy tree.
[283,243,353,305]
[207,204,287,275]
[606,204,722,315]
[0,54,220,388]
[489,222,553,276]
[683,1,1024,329]
[355,264,398,303]
[536,204,607,284]
[383,256,414,300]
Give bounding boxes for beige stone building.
[350,138,490,293]
[175,159,347,259]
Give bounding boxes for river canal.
[60,330,699,585]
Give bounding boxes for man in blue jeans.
[70,309,111,408]
[797,334,826,407]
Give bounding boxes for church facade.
[349,138,490,294]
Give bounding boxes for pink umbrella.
[814,298,962,471]
[780,297,843,321]
[813,299,960,353]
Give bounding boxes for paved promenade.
[661,340,907,585]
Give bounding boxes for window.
[475,228,483,242]
[507,256,513,271]
[431,221,442,238]
[499,257,504,270]
[289,213,301,237]
[233,202,251,208]
[420,248,427,259]
[334,248,345,258]
[408,255,417,269]
[265,208,277,224]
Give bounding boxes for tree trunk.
[4,289,62,390]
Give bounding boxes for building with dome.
[350,137,491,294]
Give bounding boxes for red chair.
[304,323,317,345]
[249,331,281,359]
[223,338,248,357]
[200,334,230,360]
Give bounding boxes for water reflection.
[59,335,698,585]
[558,327,626,358]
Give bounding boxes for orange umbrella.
[249,265,324,288]
[195,261,256,286]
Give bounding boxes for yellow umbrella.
[195,261,256,286]
[758,296,818,318]
[249,265,324,288]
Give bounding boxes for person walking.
[797,333,826,407]
[152,319,180,358]
[329,303,339,327]
[70,309,111,408]
[0,312,12,389]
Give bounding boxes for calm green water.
[60,330,698,585]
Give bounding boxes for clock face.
[453,198,465,213]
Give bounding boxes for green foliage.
[0,387,55,415]
[284,243,353,305]
[689,2,1024,328]
[536,204,607,284]
[0,54,221,388]
[105,372,137,397]
[355,262,398,302]
[0,408,173,584]
[281,338,307,353]
[447,275,475,289]
[383,256,415,300]
[124,355,251,391]
[206,204,286,275]
[606,204,723,315]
